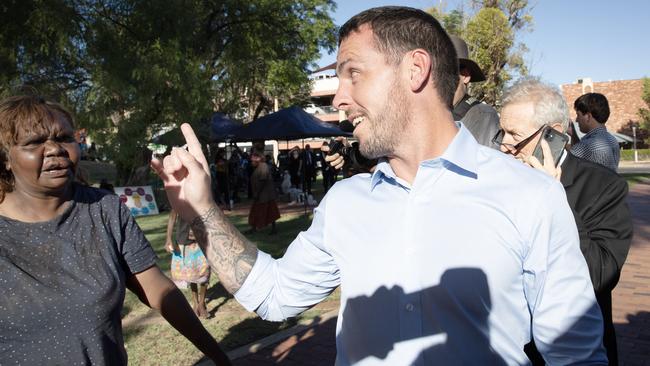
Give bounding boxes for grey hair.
[501,78,570,132]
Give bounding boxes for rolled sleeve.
[234,250,276,312]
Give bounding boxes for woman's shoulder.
[73,183,120,209]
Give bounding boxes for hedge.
[620,149,650,161]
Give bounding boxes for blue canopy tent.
[209,112,244,142]
[152,113,242,145]
[229,106,350,141]
[226,106,350,215]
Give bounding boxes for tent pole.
[302,139,308,216]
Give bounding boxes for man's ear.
[586,112,596,124]
[459,68,472,85]
[406,49,432,92]
[550,123,564,133]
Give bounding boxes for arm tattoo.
[191,206,258,293]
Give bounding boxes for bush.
[620,149,650,161]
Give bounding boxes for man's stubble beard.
[359,78,411,159]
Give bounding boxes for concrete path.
[227,179,650,365]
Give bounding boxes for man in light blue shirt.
[152,6,606,365]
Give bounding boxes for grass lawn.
[123,180,340,365]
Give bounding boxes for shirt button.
[405,303,415,312]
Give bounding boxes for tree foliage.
[638,77,650,145]
[0,0,337,183]
[427,0,533,105]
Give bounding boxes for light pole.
[633,126,638,163]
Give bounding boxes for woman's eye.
[58,135,76,143]
[24,139,44,146]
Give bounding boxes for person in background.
[319,141,338,193]
[78,134,88,160]
[246,152,280,235]
[449,35,500,148]
[211,149,229,208]
[299,144,315,195]
[495,79,632,365]
[152,7,605,365]
[166,209,212,319]
[99,178,115,193]
[287,147,301,189]
[0,95,230,365]
[571,92,620,171]
[87,142,97,161]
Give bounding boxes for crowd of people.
[0,5,636,366]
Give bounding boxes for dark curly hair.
[0,95,75,203]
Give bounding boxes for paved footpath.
[229,179,650,365]
[613,179,650,366]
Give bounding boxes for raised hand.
[151,123,257,294]
[151,123,216,223]
[527,139,562,181]
[321,137,348,170]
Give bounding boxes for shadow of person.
[339,267,507,365]
[524,300,605,365]
[613,311,650,365]
[205,281,232,317]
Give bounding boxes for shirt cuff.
[234,250,275,312]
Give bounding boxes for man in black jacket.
[495,78,633,365]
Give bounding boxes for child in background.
[165,209,211,318]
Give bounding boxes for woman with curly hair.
[0,95,229,365]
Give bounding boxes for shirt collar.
[370,122,479,190]
[584,125,607,138]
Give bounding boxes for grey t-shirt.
[0,184,157,365]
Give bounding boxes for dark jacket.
[452,95,500,149]
[527,152,632,365]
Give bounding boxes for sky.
[317,0,650,86]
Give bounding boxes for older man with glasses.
[496,78,633,365]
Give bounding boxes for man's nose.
[332,83,350,113]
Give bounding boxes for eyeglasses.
[492,125,545,155]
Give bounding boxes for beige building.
[306,63,345,124]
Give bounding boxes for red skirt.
[248,200,281,229]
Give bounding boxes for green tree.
[464,8,513,104]
[0,0,337,183]
[427,0,533,105]
[0,0,88,102]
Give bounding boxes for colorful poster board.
[114,186,159,217]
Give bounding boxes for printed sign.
[114,185,160,217]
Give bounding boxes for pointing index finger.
[180,123,209,174]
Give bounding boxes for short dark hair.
[574,93,610,124]
[339,6,459,109]
[0,95,75,202]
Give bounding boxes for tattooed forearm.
[191,206,258,293]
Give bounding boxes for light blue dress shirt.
[235,124,606,365]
